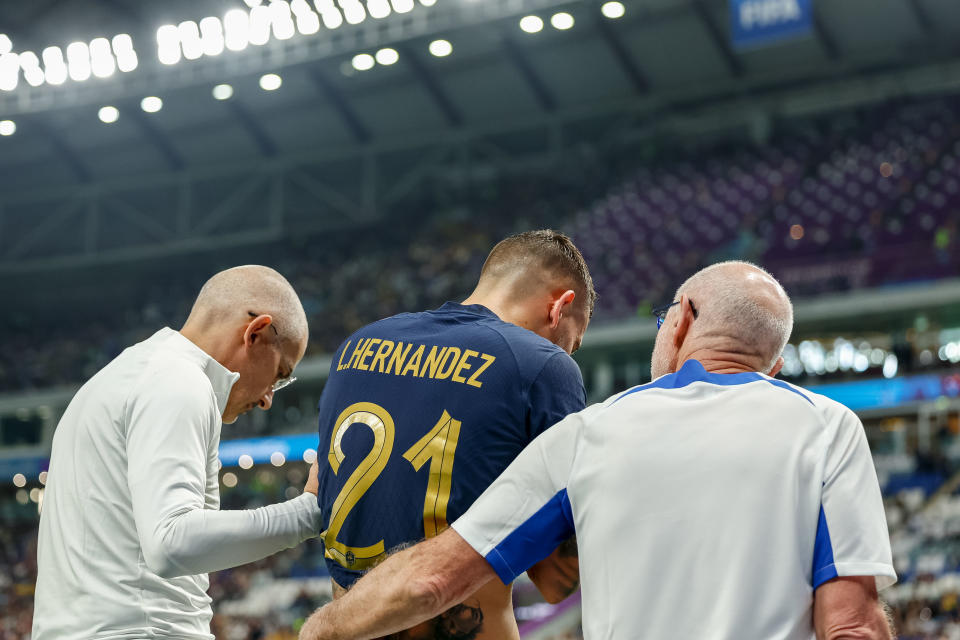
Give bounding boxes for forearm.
[144,492,322,578]
[300,550,446,640]
[527,535,580,604]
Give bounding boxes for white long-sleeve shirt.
[34,327,323,640]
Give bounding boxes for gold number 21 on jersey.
[321,401,462,570]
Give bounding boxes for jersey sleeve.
[526,352,587,440]
[814,404,897,591]
[452,409,583,585]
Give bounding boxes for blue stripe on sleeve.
[812,505,839,589]
[484,489,575,585]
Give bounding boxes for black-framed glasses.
[248,311,297,392]
[651,299,698,330]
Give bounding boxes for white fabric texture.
[34,327,322,640]
[453,360,896,640]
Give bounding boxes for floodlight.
[212,83,234,100]
[419,0,436,6]
[375,47,398,65]
[89,37,116,78]
[368,0,391,19]
[551,12,574,29]
[296,13,321,34]
[141,96,163,112]
[271,1,296,40]
[66,41,91,82]
[428,39,452,57]
[179,21,203,60]
[98,105,119,123]
[519,15,544,33]
[42,47,67,84]
[19,52,44,86]
[200,17,225,56]
[157,25,181,65]
[0,120,15,136]
[0,34,11,56]
[0,53,18,91]
[351,53,375,71]
[249,5,272,45]
[259,73,282,90]
[224,10,251,51]
[601,1,625,18]
[112,34,138,72]
[390,0,414,13]
[339,0,366,24]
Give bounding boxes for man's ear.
[548,290,576,329]
[243,314,274,347]
[671,294,695,349]
[768,356,785,378]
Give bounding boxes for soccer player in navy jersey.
[308,230,595,640]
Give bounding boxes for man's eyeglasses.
[651,299,699,330]
[248,312,297,392]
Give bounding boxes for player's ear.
[244,313,273,348]
[768,356,785,378]
[548,290,576,329]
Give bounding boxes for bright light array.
[339,0,367,25]
[19,52,44,87]
[390,0,415,14]
[112,34,138,72]
[66,42,91,82]
[551,12,574,30]
[0,53,19,91]
[601,1,625,19]
[419,0,437,6]
[224,10,250,51]
[259,73,282,90]
[428,39,452,57]
[212,83,234,100]
[200,17,225,56]
[351,53,375,71]
[0,34,12,56]
[271,1,296,40]
[3,32,140,89]
[140,96,163,112]
[519,15,544,33]
[368,0,392,19]
[375,47,398,65]
[41,47,67,85]
[98,105,119,123]
[0,120,15,136]
[90,37,116,78]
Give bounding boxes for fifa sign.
[731,0,813,49]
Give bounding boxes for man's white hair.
[676,261,793,373]
[187,265,308,344]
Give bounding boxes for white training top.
[34,328,323,640]
[453,359,896,640]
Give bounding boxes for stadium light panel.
[212,83,234,100]
[271,1,297,40]
[338,0,367,25]
[259,73,282,90]
[140,96,163,112]
[351,53,375,71]
[41,47,67,85]
[0,120,15,136]
[0,53,19,91]
[19,52,44,86]
[296,13,321,34]
[224,10,251,51]
[244,0,262,7]
[551,12,574,30]
[89,37,117,78]
[375,47,398,65]
[98,105,119,123]
[601,1,625,19]
[112,34,138,72]
[390,0,415,14]
[66,42,91,82]
[428,39,452,57]
[200,17,226,56]
[315,0,345,28]
[249,5,272,45]
[157,25,181,65]
[367,0,392,20]
[0,34,11,56]
[179,21,203,60]
[419,0,436,6]
[519,15,544,33]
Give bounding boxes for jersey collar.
[153,327,241,417]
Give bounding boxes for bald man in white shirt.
[34,265,322,640]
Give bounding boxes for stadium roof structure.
[2,0,960,272]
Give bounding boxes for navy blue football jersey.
[316,301,586,587]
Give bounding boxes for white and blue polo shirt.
[452,359,896,640]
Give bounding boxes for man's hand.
[303,461,319,497]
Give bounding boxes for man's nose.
[258,389,274,410]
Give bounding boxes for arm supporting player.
[814,576,893,640]
[126,374,322,579]
[299,528,495,640]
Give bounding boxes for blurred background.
[2,0,960,637]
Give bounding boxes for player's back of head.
[474,230,596,319]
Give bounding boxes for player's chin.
[222,412,239,424]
